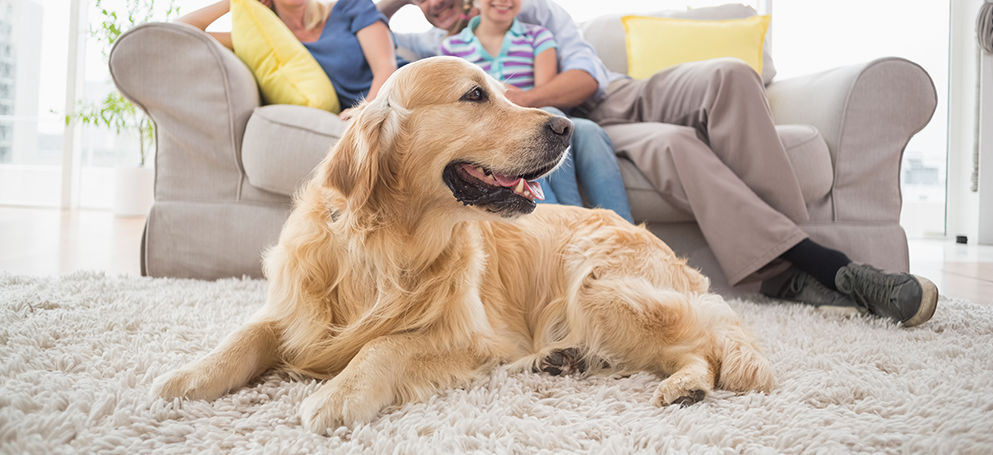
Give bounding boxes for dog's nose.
[546,116,572,139]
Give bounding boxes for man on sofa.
[378,0,940,327]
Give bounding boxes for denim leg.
[570,117,634,223]
[538,107,582,207]
[545,148,584,206]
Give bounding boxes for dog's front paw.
[152,368,199,400]
[299,381,390,434]
[652,376,710,408]
[151,366,226,401]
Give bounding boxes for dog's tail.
[713,320,775,393]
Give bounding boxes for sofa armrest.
[109,22,261,203]
[766,57,937,222]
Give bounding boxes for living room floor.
[1,206,991,304]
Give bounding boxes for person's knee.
[707,58,762,87]
[610,127,710,174]
[642,127,702,154]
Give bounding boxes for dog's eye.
[460,87,487,103]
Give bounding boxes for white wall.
[948,0,983,244]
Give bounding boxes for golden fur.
[153,57,774,433]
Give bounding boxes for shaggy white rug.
[1,271,992,454]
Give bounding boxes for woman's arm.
[532,47,557,88]
[355,20,399,102]
[175,0,234,49]
[376,0,410,19]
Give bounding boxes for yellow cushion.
[230,0,340,113]
[621,15,771,80]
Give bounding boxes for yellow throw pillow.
[230,0,340,113]
[621,15,771,80]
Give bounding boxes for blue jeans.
[536,107,634,223]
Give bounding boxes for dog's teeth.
[514,179,525,194]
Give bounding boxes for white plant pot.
[113,166,154,217]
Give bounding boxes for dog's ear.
[323,94,404,210]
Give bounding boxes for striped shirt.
[440,17,557,90]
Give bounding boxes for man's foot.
[761,268,867,316]
[834,263,939,327]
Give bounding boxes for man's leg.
[602,122,807,284]
[605,122,937,325]
[587,58,808,224]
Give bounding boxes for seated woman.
[178,0,403,119]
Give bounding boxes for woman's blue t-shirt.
[303,0,403,109]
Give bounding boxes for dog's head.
[320,57,573,220]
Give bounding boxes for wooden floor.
[0,206,146,276]
[1,206,991,304]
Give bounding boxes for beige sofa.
[109,8,936,294]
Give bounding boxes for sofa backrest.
[578,4,777,85]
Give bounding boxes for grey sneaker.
[761,269,867,316]
[834,263,939,327]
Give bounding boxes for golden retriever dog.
[153,56,774,433]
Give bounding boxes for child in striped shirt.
[439,0,633,223]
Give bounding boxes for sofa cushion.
[778,124,833,204]
[230,0,341,112]
[580,4,777,85]
[241,104,346,196]
[622,124,832,223]
[621,14,771,80]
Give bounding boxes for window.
[0,0,64,207]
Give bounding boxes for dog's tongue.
[494,174,544,201]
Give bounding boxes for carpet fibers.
[1,271,992,454]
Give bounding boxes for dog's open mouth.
[461,164,546,201]
[443,161,554,216]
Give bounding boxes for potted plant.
[68,0,178,216]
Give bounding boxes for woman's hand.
[377,0,411,19]
[339,108,356,121]
[174,0,233,49]
[255,0,274,9]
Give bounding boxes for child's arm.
[532,48,557,88]
[505,70,596,109]
[439,39,455,57]
[175,0,234,50]
[355,20,399,103]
